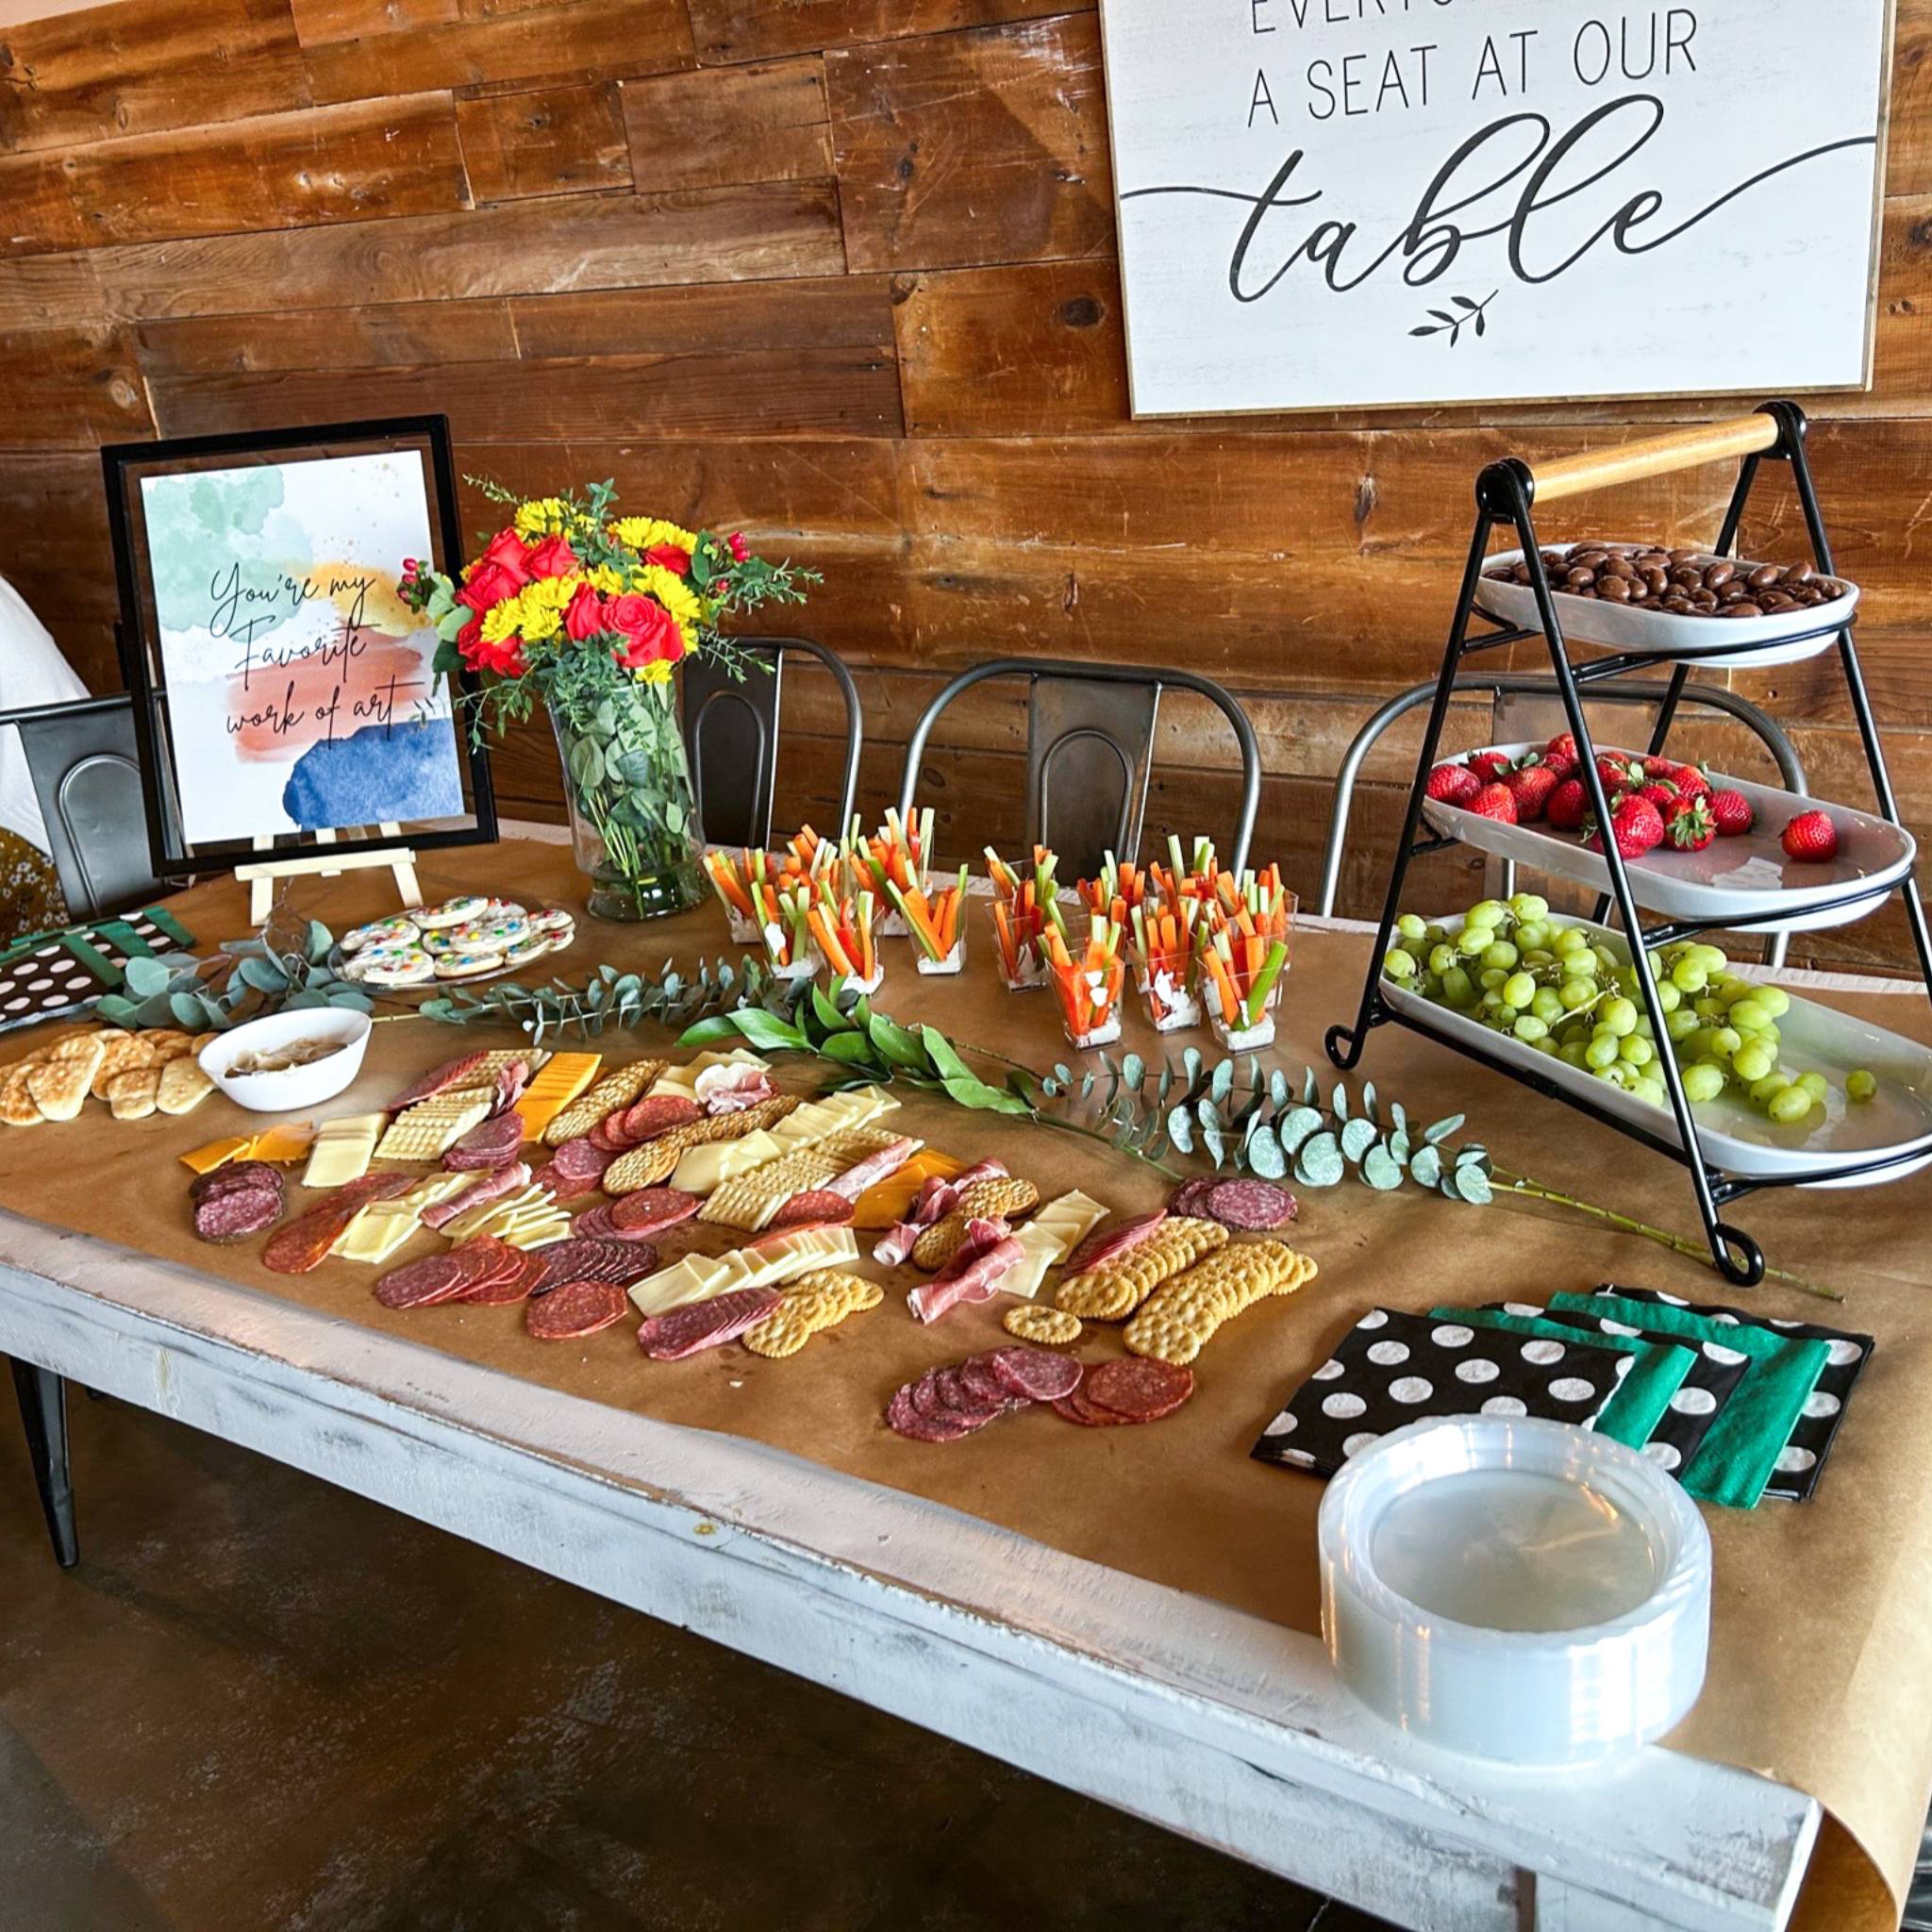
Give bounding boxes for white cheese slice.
[331,1202,424,1264]
[302,1111,387,1189]
[997,1191,1107,1301]
[1030,1190,1108,1250]
[629,1253,735,1317]
[671,1128,783,1196]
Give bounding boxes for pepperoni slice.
[988,1346,1082,1403]
[550,1137,614,1180]
[620,1094,704,1141]
[1205,1179,1297,1231]
[765,1190,855,1230]
[1168,1177,1218,1221]
[637,1287,782,1360]
[526,1278,631,1340]
[1084,1357,1195,1420]
[458,1246,549,1307]
[609,1187,699,1235]
[1051,1388,1139,1427]
[887,1385,978,1442]
[534,1161,604,1202]
[375,1254,470,1309]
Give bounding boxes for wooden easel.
[236,823,423,927]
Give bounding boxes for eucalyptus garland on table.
[418,957,771,1042]
[93,922,372,1033]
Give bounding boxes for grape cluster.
[1381,895,1873,1129]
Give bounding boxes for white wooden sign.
[1096,0,1891,417]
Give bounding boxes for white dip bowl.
[196,1008,373,1114]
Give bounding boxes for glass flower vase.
[548,675,706,923]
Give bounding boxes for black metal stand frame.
[1325,400,1932,1287]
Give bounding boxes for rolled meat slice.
[824,1134,920,1205]
[908,1217,1023,1324]
[422,1159,530,1230]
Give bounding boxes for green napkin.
[1429,1307,1694,1449]
[1551,1291,1830,1508]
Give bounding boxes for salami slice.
[958,1354,1018,1407]
[375,1252,470,1309]
[1205,1178,1297,1231]
[988,1346,1082,1403]
[887,1385,978,1443]
[932,1364,1012,1424]
[531,1236,657,1292]
[907,1367,950,1420]
[534,1161,603,1202]
[189,1160,284,1205]
[587,1115,642,1155]
[550,1136,615,1180]
[1168,1176,1218,1221]
[1059,1211,1166,1278]
[1085,1357,1195,1420]
[570,1205,619,1241]
[765,1189,855,1230]
[443,1113,525,1171]
[261,1202,361,1274]
[192,1185,283,1243]
[526,1277,630,1340]
[388,1051,487,1112]
[638,1287,783,1360]
[619,1093,703,1142]
[457,1246,549,1307]
[609,1187,698,1236]
[1051,1388,1138,1427]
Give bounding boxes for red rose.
[726,531,750,563]
[457,559,520,615]
[479,526,533,587]
[562,580,608,642]
[644,541,691,576]
[456,615,481,656]
[608,592,683,669]
[458,623,525,679]
[525,533,580,579]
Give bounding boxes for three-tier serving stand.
[1327,401,1932,1286]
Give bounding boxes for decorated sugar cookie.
[412,895,489,931]
[359,948,437,988]
[433,947,505,980]
[452,912,530,952]
[342,914,421,956]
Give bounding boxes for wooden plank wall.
[0,0,1927,966]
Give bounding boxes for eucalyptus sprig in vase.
[400,481,815,922]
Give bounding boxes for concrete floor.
[2,1388,1397,1932]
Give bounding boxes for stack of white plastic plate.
[1320,1416,1711,1768]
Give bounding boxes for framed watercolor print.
[103,416,496,879]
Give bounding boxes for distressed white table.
[0,1208,1821,1932]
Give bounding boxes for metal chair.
[895,658,1261,881]
[1316,674,1807,968]
[681,638,862,851]
[1,692,161,920]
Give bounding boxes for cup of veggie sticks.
[1045,910,1125,1049]
[1197,887,1294,1050]
[753,881,819,985]
[806,885,883,995]
[704,847,789,943]
[1149,834,1224,908]
[891,865,968,974]
[1130,897,1202,1032]
[1078,851,1151,918]
[985,843,1056,989]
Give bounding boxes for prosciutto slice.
[421,1159,530,1231]
[824,1135,920,1204]
[907,1217,1023,1324]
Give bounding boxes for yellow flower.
[479,595,525,645]
[609,516,697,558]
[636,563,703,628]
[587,564,626,596]
[512,496,570,538]
[514,574,575,641]
[633,660,675,686]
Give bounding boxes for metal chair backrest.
[896,658,1260,881]
[1316,674,1807,965]
[1,694,161,920]
[681,638,862,852]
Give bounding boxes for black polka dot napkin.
[1251,1307,1622,1477]
[1593,1286,1871,1503]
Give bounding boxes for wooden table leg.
[9,1357,78,1568]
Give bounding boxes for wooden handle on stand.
[1529,413,1782,503]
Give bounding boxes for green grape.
[1635,1076,1667,1107]
[1666,1008,1701,1042]
[1482,940,1520,972]
[1708,1027,1742,1060]
[1530,988,1565,1023]
[1441,967,1475,1008]
[1591,944,1620,974]
[1690,944,1728,974]
[1619,1036,1655,1068]
[1515,922,1551,952]
[1603,1061,1639,1091]
[1553,927,1591,957]
[1670,958,1707,993]
[1560,952,1600,982]
[1491,1005,1519,1028]
[1731,1042,1774,1083]
[1456,927,1489,958]
[1634,1017,1655,1041]
[1768,1085,1814,1125]
[1522,949,1557,970]
[1601,997,1639,1038]
[1757,987,1790,1018]
[1466,900,1507,929]
[1585,1034,1621,1071]
[1692,995,1725,1021]
[1384,948,1418,980]
[1847,1069,1877,1103]
[1655,980,1681,1013]
[1479,967,1507,992]
[1558,979,1599,1013]
[1508,892,1550,922]
[1749,1072,1792,1106]
[1513,1015,1549,1044]
[1682,1062,1726,1103]
[1429,943,1457,975]
[1795,1072,1827,1103]
[1645,949,1670,980]
[1559,1041,1591,1069]
[1727,999,1771,1034]
[1503,971,1536,1008]
[1396,913,1428,943]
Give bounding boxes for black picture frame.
[102,414,497,880]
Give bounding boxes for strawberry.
[1637,779,1680,811]
[1663,794,1717,852]
[1541,751,1578,783]
[1585,794,1666,860]
[1781,808,1840,863]
[1672,765,1711,799]
[1595,754,1647,795]
[1470,782,1519,824]
[1545,732,1580,766]
[1708,788,1755,837]
[1642,755,1680,780]
[1465,750,1512,786]
[1504,765,1559,823]
[1426,762,1482,806]
[1546,776,1590,831]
